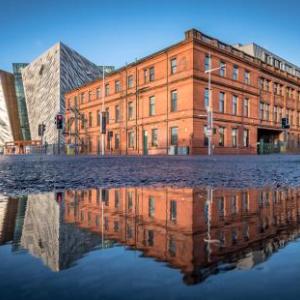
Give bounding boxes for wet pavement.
[1,154,300,195]
[1,155,300,299]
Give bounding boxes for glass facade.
[12,63,31,140]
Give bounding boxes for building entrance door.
[143,130,148,155]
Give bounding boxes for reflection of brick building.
[65,28,300,155]
[64,186,300,283]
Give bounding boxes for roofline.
[237,42,300,71]
[65,28,300,96]
[65,38,191,95]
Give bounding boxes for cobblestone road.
[0,154,300,195]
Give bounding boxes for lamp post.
[101,66,105,156]
[204,55,226,156]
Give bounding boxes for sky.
[1,0,300,72]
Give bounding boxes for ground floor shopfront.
[68,118,300,155]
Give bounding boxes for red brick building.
[65,29,300,155]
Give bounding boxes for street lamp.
[101,66,106,156]
[204,54,226,156]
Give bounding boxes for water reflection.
[1,186,300,284]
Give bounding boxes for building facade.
[12,63,31,140]
[0,70,23,149]
[65,28,300,155]
[22,42,102,146]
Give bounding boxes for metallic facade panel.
[22,42,101,145]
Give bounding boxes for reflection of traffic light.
[56,114,64,129]
[56,192,63,203]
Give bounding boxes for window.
[127,75,133,88]
[105,84,110,96]
[149,67,155,81]
[96,87,101,99]
[243,98,249,117]
[204,88,209,109]
[97,110,100,126]
[115,133,120,149]
[88,112,92,127]
[151,128,158,147]
[217,197,225,217]
[148,196,155,217]
[204,125,208,146]
[170,200,177,222]
[233,65,239,80]
[265,103,270,121]
[171,58,177,74]
[219,61,226,77]
[232,95,238,115]
[219,127,225,146]
[259,102,264,120]
[81,113,85,129]
[170,127,178,145]
[244,70,250,84]
[88,91,92,102]
[273,106,278,123]
[168,238,176,257]
[231,196,237,214]
[127,191,133,210]
[115,105,120,122]
[144,69,148,83]
[243,129,249,147]
[149,96,155,116]
[171,90,178,112]
[219,92,225,113]
[80,92,85,104]
[232,128,238,147]
[128,131,135,148]
[105,108,109,124]
[115,190,120,208]
[128,102,134,120]
[115,80,121,92]
[74,96,78,107]
[205,54,211,71]
[147,230,154,246]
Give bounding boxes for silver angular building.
[22,42,102,146]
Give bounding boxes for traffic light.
[281,117,290,129]
[38,124,46,136]
[55,192,63,203]
[56,114,64,130]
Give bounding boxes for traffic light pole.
[58,129,61,155]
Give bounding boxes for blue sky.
[1,0,300,72]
